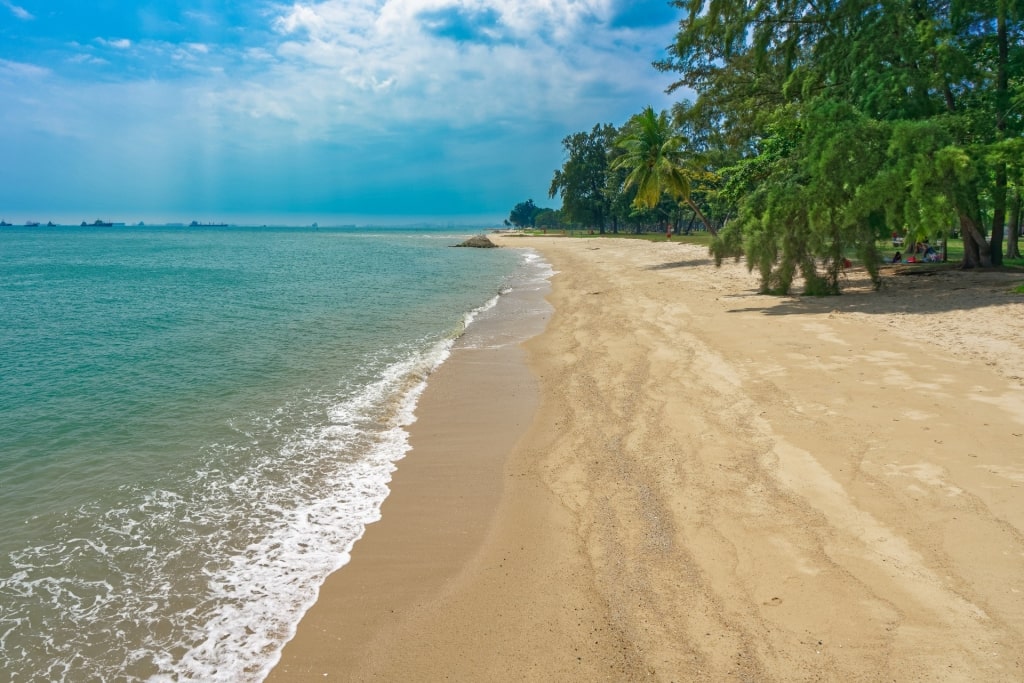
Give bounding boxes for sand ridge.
[272,235,1024,681]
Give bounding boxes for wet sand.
[270,236,1024,681]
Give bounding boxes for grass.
[521,227,715,246]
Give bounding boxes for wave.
[0,270,529,683]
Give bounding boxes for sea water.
[0,225,547,681]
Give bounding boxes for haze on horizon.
[0,0,681,226]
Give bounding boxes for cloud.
[183,10,218,26]
[97,38,133,49]
[68,53,110,67]
[261,0,677,132]
[0,58,50,79]
[0,0,682,221]
[273,4,331,36]
[3,1,32,20]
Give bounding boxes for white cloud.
[68,53,109,67]
[3,1,33,20]
[183,10,218,26]
[243,47,277,63]
[273,4,332,36]
[0,58,50,79]
[0,0,680,219]
[97,38,133,50]
[252,0,674,139]
[18,1,674,148]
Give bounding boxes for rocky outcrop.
[453,235,499,248]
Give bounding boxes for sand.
[270,236,1024,681]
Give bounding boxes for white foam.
[0,251,545,683]
[148,335,463,682]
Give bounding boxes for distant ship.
[190,220,229,227]
[47,221,56,227]
[82,219,114,227]
[0,219,11,226]
[25,221,40,227]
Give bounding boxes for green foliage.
[612,107,692,209]
[549,124,618,231]
[533,208,563,229]
[527,0,1024,276]
[663,0,1024,288]
[508,199,551,228]
[611,106,718,235]
[710,101,898,293]
[878,121,966,240]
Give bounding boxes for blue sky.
[1,1,681,225]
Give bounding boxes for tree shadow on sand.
[723,267,1024,318]
[646,258,716,270]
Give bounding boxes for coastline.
[270,235,1024,680]
[267,247,549,680]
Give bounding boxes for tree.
[548,124,617,232]
[1009,188,1022,258]
[533,208,563,230]
[508,199,543,228]
[611,106,716,235]
[707,109,887,295]
[660,0,1024,279]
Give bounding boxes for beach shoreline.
[266,244,549,680]
[270,235,1024,681]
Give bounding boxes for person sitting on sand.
[892,251,902,263]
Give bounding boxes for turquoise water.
[0,226,539,681]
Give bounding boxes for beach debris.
[453,234,499,248]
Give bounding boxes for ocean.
[0,225,548,681]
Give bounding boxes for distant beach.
[271,235,1024,681]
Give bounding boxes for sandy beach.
[270,236,1024,681]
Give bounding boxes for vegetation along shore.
[507,1,1024,296]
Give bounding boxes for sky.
[0,1,683,225]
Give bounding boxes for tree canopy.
[548,125,617,232]
[657,0,1024,291]
[534,112,720,236]
[507,199,552,228]
[513,0,1024,294]
[613,106,717,235]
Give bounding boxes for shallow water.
[0,225,543,681]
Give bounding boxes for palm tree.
[611,106,716,236]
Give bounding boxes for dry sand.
[270,236,1024,681]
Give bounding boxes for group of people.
[892,240,940,263]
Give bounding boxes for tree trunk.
[1008,189,1021,259]
[992,167,1006,266]
[959,184,991,268]
[990,3,1008,266]
[960,213,992,268]
[685,197,717,236]
[684,213,696,235]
